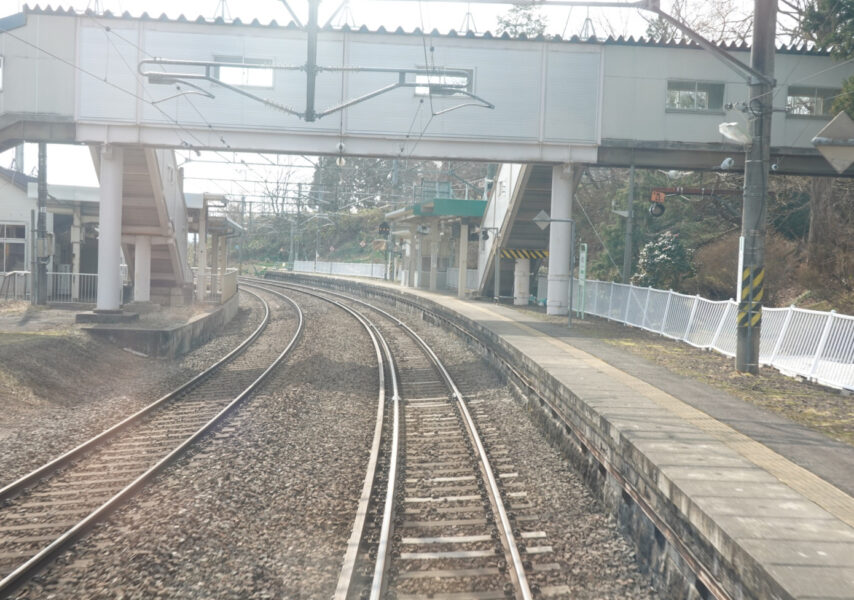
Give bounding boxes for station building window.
[0,56,4,91]
[415,68,473,97]
[786,86,840,117]
[666,80,725,112]
[0,223,26,272]
[213,56,274,88]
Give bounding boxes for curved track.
[0,286,303,597]
[248,278,536,600]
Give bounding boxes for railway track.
[250,278,568,599]
[0,286,303,597]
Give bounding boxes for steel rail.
[0,288,269,504]
[278,275,736,600]
[248,277,532,599]
[251,280,401,600]
[0,287,303,598]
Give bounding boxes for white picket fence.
[1,271,101,304]
[573,279,854,391]
[293,260,387,279]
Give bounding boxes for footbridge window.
[786,86,840,117]
[666,80,725,112]
[415,68,473,97]
[213,56,274,88]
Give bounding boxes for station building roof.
[184,192,244,236]
[386,197,486,224]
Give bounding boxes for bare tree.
[643,0,752,43]
[261,167,296,215]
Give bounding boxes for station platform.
[271,273,854,600]
[0,295,238,358]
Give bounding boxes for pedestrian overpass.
[1,6,852,310]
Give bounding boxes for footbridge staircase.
[92,146,193,305]
[478,164,555,297]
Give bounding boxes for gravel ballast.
[0,291,263,487]
[12,288,378,599]
[5,283,659,598]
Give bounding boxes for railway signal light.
[378,221,390,236]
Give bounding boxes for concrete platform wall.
[85,292,239,358]
[265,271,784,600]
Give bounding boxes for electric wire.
[575,180,621,271]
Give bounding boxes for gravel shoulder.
[0,292,262,486]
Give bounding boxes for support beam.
[211,233,220,297]
[415,232,423,288]
[514,258,530,306]
[34,143,48,306]
[195,199,207,302]
[133,235,151,302]
[96,145,124,311]
[547,164,573,315]
[622,164,635,283]
[429,222,439,291]
[219,233,227,299]
[458,223,469,298]
[71,206,81,302]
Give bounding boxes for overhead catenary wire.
[85,14,313,192]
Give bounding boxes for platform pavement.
[319,276,854,599]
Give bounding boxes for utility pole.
[622,164,634,284]
[35,143,48,305]
[737,0,776,373]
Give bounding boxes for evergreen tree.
[802,0,854,117]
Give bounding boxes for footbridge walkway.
[2,6,854,311]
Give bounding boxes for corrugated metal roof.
[0,166,37,193]
[19,4,830,56]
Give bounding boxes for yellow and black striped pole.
[737,266,764,372]
[499,249,548,260]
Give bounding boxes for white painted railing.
[0,271,30,300]
[1,271,106,304]
[293,260,387,279]
[572,279,854,391]
[48,272,99,303]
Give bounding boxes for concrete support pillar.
[547,164,573,315]
[71,207,82,301]
[429,223,439,291]
[514,258,530,306]
[195,200,207,302]
[414,234,423,288]
[211,233,220,297]
[458,223,469,298]
[96,145,124,311]
[219,234,227,300]
[407,227,417,288]
[401,240,410,287]
[133,235,151,302]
